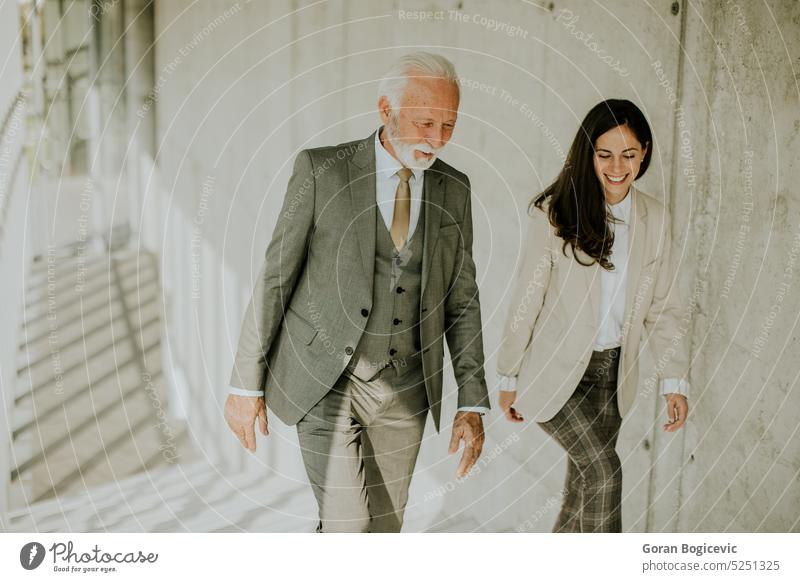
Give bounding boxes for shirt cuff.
[229,387,264,397]
[660,378,689,397]
[498,375,517,392]
[457,406,489,415]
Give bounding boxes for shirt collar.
[607,184,633,222]
[374,127,424,182]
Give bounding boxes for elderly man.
[225,52,489,532]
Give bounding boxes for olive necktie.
[390,167,413,250]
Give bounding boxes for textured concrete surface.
[671,0,800,532]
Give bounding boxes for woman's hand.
[499,391,524,422]
[663,393,688,432]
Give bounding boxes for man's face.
[379,75,459,169]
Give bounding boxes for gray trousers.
[296,360,429,532]
[537,346,623,533]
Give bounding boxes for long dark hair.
[530,99,652,270]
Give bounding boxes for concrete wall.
[673,0,800,532]
[151,0,800,531]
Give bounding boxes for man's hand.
[448,411,485,478]
[224,394,268,452]
[498,390,524,422]
[663,393,688,432]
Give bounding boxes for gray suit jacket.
[229,132,490,432]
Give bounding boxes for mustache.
[409,143,440,154]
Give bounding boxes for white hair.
[377,52,460,110]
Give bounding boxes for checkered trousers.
[537,346,623,533]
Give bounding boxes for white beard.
[385,118,442,170]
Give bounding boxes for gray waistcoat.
[345,202,425,381]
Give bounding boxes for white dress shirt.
[231,129,491,415]
[374,128,424,241]
[594,186,632,351]
[498,188,688,397]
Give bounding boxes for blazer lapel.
[575,246,601,324]
[347,133,378,296]
[421,163,445,297]
[623,187,647,338]
[577,188,646,337]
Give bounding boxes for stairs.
[4,244,466,533]
[3,454,458,532]
[4,460,317,532]
[7,246,197,509]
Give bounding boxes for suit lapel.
[421,163,445,296]
[623,187,647,340]
[575,246,601,324]
[579,187,645,327]
[347,138,445,298]
[347,133,378,296]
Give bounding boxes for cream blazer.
[496,186,690,422]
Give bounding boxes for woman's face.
[593,124,648,201]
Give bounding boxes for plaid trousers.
[537,346,623,533]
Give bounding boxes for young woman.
[497,99,690,533]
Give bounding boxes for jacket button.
[396,286,405,294]
[361,308,369,317]
[389,348,397,356]
[345,346,353,355]
[393,318,401,325]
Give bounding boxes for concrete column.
[124,0,156,240]
[87,0,129,245]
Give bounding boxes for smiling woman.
[496,99,690,533]
[530,99,653,269]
